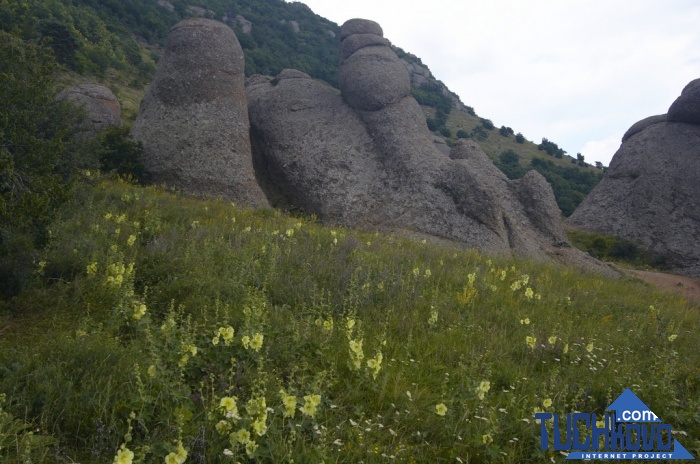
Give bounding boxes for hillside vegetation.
[0,178,698,463]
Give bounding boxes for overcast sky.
[291,0,700,166]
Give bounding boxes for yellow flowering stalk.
[300,394,322,418]
[524,287,534,300]
[86,261,98,276]
[428,307,438,327]
[241,335,250,349]
[279,389,297,418]
[366,351,383,379]
[476,380,490,400]
[132,302,147,320]
[349,338,364,370]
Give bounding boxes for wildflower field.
[1,178,698,463]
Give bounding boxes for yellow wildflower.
[476,380,490,400]
[250,333,264,351]
[367,351,383,379]
[548,335,557,345]
[245,440,258,457]
[526,336,537,349]
[467,273,476,285]
[520,318,530,325]
[252,418,267,436]
[127,235,136,247]
[563,343,569,354]
[668,334,678,342]
[412,267,420,277]
[132,303,147,320]
[86,261,98,275]
[424,268,431,278]
[241,335,250,349]
[524,287,534,300]
[346,318,356,330]
[220,396,238,415]
[147,365,156,377]
[543,398,553,408]
[279,389,297,418]
[300,394,321,418]
[435,403,447,416]
[323,317,333,334]
[219,326,234,345]
[482,434,493,444]
[586,342,594,353]
[113,447,134,464]
[234,429,251,444]
[215,420,231,435]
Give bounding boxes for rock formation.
[60,83,121,135]
[247,18,575,259]
[568,78,700,277]
[132,18,268,207]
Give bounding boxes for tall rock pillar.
[132,18,268,207]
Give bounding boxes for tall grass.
[1,177,698,463]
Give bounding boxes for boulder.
[667,78,700,125]
[621,114,666,142]
[569,86,700,277]
[132,18,268,207]
[247,19,578,262]
[60,83,121,135]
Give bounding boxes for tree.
[595,161,604,169]
[456,129,470,139]
[515,132,525,144]
[499,126,510,137]
[0,32,93,296]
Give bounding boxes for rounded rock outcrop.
[621,114,666,142]
[667,78,700,125]
[132,18,268,207]
[60,83,121,134]
[569,85,700,277]
[339,18,383,40]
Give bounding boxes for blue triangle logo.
[607,388,661,422]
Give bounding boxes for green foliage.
[567,230,668,269]
[480,118,494,130]
[515,132,525,144]
[499,126,513,137]
[411,82,453,115]
[456,129,470,139]
[97,126,146,181]
[530,158,603,216]
[537,137,566,158]
[494,150,527,179]
[471,125,489,141]
[1,179,698,462]
[0,31,95,297]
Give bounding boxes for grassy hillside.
[0,178,697,463]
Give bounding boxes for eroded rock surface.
[132,18,268,207]
[247,19,573,260]
[569,78,700,277]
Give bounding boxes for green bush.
[98,126,146,181]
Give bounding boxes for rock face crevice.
[568,78,700,277]
[132,18,268,208]
[247,18,570,259]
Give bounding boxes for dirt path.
[625,269,700,304]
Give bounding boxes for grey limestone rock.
[132,18,268,207]
[621,114,667,142]
[60,83,121,135]
[667,78,700,125]
[569,112,700,277]
[247,19,576,262]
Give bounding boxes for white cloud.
[291,0,700,166]
[581,136,622,167]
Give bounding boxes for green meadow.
[1,177,698,463]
